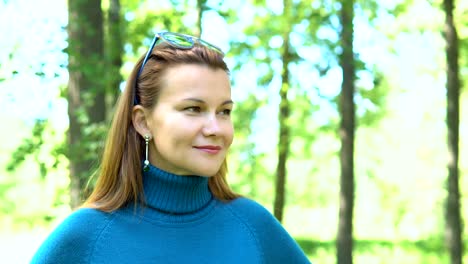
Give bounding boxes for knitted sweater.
[31,165,311,264]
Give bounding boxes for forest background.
[0,0,467,263]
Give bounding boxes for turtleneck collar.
[141,164,213,214]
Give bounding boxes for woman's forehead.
[159,64,231,99]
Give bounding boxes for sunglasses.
[134,31,224,105]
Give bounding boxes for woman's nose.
[202,114,222,137]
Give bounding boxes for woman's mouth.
[193,145,222,154]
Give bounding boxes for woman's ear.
[132,105,151,137]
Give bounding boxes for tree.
[336,0,356,263]
[273,0,293,222]
[106,0,124,110]
[67,0,106,208]
[442,0,463,263]
[195,0,206,37]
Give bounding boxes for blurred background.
[0,0,467,263]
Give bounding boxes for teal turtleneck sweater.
[31,165,311,263]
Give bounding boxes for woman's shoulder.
[63,207,111,221]
[225,197,276,222]
[30,208,114,264]
[49,208,113,239]
[224,197,311,263]
[223,197,286,237]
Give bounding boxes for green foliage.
[355,68,388,126]
[126,10,182,54]
[457,1,468,89]
[6,120,63,179]
[287,92,322,158]
[123,2,203,60]
[230,94,268,198]
[0,180,15,215]
[0,113,69,229]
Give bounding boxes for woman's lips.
[194,145,221,154]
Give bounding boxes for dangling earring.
[143,134,151,171]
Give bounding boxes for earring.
[143,134,151,171]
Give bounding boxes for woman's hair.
[83,42,240,212]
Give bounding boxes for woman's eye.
[185,106,201,113]
[220,109,232,116]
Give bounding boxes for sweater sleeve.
[228,198,311,264]
[30,208,111,264]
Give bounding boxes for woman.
[31,32,311,263]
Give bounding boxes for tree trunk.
[195,0,206,37]
[336,0,355,263]
[67,0,105,208]
[443,0,463,263]
[106,0,123,110]
[273,0,293,223]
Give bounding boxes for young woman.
[31,32,311,263]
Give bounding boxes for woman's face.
[146,64,234,176]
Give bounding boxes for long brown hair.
[83,41,240,212]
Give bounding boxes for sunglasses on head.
[133,31,224,105]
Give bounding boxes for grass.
[296,237,465,264]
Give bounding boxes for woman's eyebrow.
[222,100,234,105]
[183,98,204,103]
[183,98,234,105]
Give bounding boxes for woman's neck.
[141,164,213,214]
